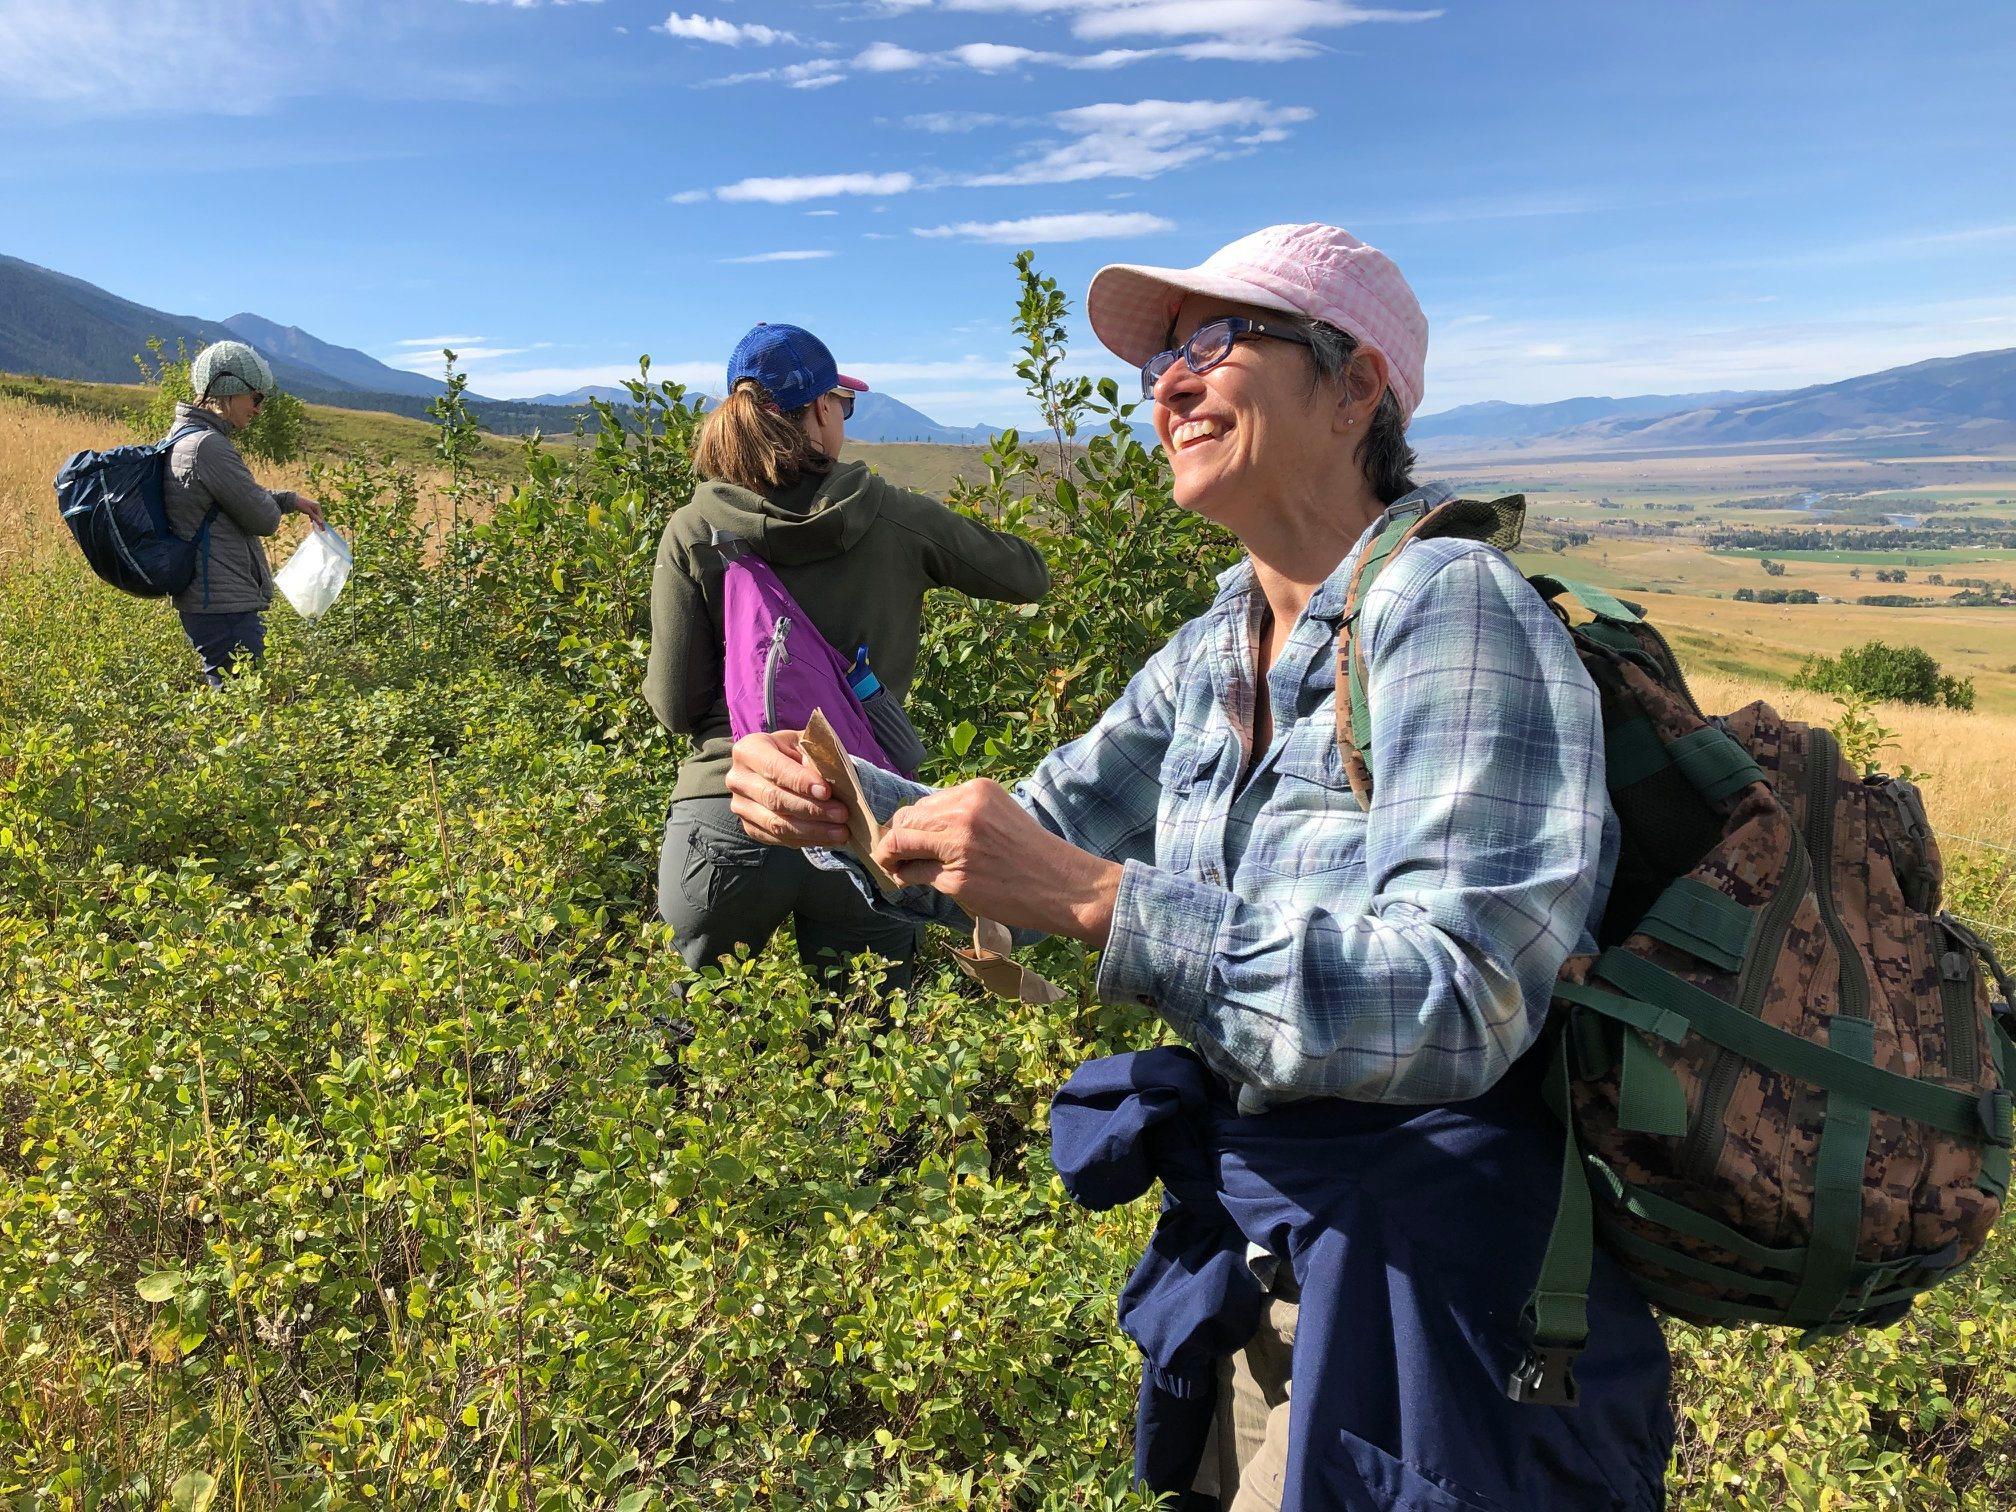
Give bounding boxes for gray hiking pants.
[656,795,920,991]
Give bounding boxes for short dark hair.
[1290,317,1418,505]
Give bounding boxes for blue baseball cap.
[725,323,869,414]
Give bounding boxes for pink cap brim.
[835,372,869,392]
[1087,262,1306,368]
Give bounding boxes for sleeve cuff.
[1094,857,1233,1037]
[805,758,963,927]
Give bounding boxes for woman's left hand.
[871,779,1121,947]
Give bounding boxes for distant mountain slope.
[1411,389,1766,445]
[846,391,997,444]
[0,253,348,395]
[1415,349,2016,456]
[520,385,642,408]
[1591,347,2016,449]
[220,312,443,399]
[517,384,1000,444]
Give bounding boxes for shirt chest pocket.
[1258,720,1366,876]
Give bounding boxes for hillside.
[0,372,1001,498]
[1418,348,2016,457]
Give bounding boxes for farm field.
[5,376,2016,1508]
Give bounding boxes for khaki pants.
[1192,1287,1299,1512]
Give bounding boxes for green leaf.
[615,1493,651,1512]
[136,1270,185,1303]
[170,1470,218,1512]
[949,720,978,757]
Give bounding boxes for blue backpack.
[53,427,219,599]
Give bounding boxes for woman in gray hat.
[164,340,326,685]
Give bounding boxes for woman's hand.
[871,779,1120,947]
[726,730,853,849]
[294,495,328,528]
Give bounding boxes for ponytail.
[693,380,834,492]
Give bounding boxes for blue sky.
[2,1,2012,425]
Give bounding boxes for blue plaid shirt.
[821,483,1618,1108]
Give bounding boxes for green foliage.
[1828,692,1925,781]
[1795,639,1977,710]
[912,253,1235,785]
[1761,557,1787,576]
[131,337,307,465]
[3,257,2013,1507]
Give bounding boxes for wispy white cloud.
[393,335,491,347]
[703,4,1422,89]
[804,208,841,217]
[384,341,550,372]
[709,57,848,87]
[966,97,1314,186]
[902,110,1010,132]
[657,10,801,45]
[672,97,1309,206]
[0,0,315,112]
[673,170,917,204]
[914,210,1174,242]
[718,249,837,263]
[461,0,602,7]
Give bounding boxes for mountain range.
[0,254,1003,443]
[516,385,999,445]
[1413,348,2016,455]
[5,251,2015,456]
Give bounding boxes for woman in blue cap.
[644,322,1051,991]
[163,340,327,685]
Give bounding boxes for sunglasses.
[1141,315,1314,399]
[249,390,266,412]
[828,388,856,421]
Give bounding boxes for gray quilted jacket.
[161,403,303,614]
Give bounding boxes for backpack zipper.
[1681,835,1811,1183]
[1937,916,1982,1083]
[1639,620,1706,720]
[762,616,792,732]
[1805,728,1870,1026]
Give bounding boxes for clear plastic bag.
[274,525,353,622]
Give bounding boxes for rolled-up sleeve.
[1095,541,1611,1105]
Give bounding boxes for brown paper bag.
[799,710,1065,1001]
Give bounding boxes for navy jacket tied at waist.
[1050,1045,1673,1512]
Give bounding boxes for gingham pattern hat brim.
[1087,223,1429,421]
[1087,264,1306,369]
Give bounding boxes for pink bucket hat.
[1087,223,1428,422]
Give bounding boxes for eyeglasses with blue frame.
[1141,315,1314,399]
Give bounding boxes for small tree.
[1794,639,1975,710]
[131,337,305,465]
[1760,557,1787,577]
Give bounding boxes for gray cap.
[191,340,275,400]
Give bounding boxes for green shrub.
[1795,639,1976,710]
[2,256,2012,1508]
[131,337,307,466]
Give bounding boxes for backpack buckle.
[1506,1343,1580,1407]
[1979,1088,2012,1148]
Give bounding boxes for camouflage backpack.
[1337,492,2015,1408]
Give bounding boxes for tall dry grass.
[2,395,360,584]
[1689,669,2016,846]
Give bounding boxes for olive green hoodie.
[645,459,1050,801]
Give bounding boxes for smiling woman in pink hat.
[727,228,1673,1509]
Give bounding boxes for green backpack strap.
[1508,1018,1594,1406]
[1334,494,1527,807]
